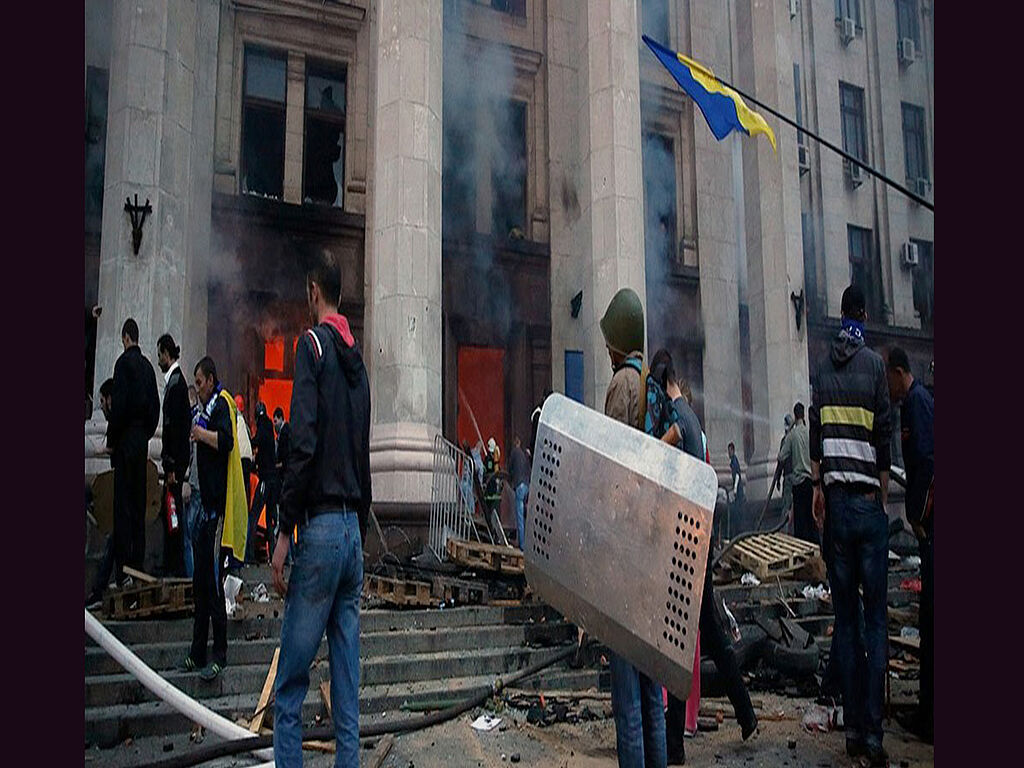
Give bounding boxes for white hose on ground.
[84,609,275,763]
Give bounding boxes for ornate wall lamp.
[124,194,153,255]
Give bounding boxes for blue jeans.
[182,488,202,579]
[274,512,363,767]
[828,486,888,750]
[609,651,666,768]
[514,482,528,547]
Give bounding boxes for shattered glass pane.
[303,118,345,207]
[305,70,346,113]
[490,100,527,238]
[244,48,287,103]
[242,106,285,198]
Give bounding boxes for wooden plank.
[123,566,159,583]
[446,538,524,575]
[889,635,921,653]
[368,734,395,768]
[249,647,280,733]
[320,680,332,720]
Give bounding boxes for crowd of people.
[85,267,931,766]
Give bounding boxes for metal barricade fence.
[428,433,478,561]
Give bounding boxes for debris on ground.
[470,713,502,732]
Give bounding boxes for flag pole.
[650,40,935,213]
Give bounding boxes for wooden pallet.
[103,581,194,619]
[430,575,489,606]
[445,538,524,575]
[724,532,820,580]
[363,573,436,607]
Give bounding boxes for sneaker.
[198,661,225,681]
[180,656,200,673]
[119,575,134,591]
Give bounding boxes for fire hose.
[84,609,275,762]
[87,602,582,768]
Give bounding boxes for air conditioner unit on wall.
[845,158,864,188]
[789,0,799,19]
[841,17,857,45]
[911,177,931,198]
[898,38,916,64]
[901,241,920,268]
[798,143,810,175]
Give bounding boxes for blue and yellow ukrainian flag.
[642,35,776,152]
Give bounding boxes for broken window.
[85,66,109,231]
[642,132,678,264]
[491,100,528,239]
[847,225,883,321]
[910,238,933,331]
[443,120,477,239]
[303,61,347,208]
[241,47,287,199]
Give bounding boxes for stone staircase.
[85,580,595,751]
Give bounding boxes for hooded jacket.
[810,325,892,489]
[279,314,372,537]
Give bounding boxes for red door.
[457,346,505,462]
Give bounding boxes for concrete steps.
[85,601,583,749]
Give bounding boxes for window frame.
[839,81,867,162]
[847,224,882,321]
[489,98,529,239]
[240,45,288,199]
[909,238,934,330]
[895,0,921,45]
[642,0,672,47]
[901,102,928,183]
[834,0,862,29]
[301,58,348,208]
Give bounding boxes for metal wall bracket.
[124,194,153,255]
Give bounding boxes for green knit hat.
[600,288,645,356]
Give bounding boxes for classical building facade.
[85,0,933,527]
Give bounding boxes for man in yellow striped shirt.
[809,285,892,767]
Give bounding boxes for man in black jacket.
[810,286,892,767]
[888,347,934,743]
[157,333,190,576]
[183,356,234,682]
[273,407,291,479]
[272,247,371,767]
[108,318,160,586]
[247,402,278,562]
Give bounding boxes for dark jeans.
[113,432,148,581]
[190,512,227,667]
[829,486,888,750]
[918,521,933,729]
[609,651,666,768]
[162,480,185,576]
[274,511,363,768]
[246,477,279,562]
[666,551,756,760]
[792,480,818,546]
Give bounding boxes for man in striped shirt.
[809,285,892,767]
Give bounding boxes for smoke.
[442,5,524,342]
[641,132,679,347]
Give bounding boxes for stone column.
[735,0,810,495]
[88,0,220,478]
[578,0,647,407]
[365,0,443,515]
